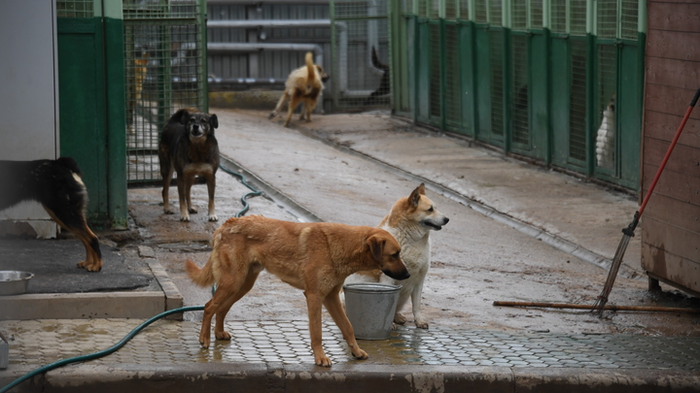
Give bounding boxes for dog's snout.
[444,217,450,225]
[190,124,203,137]
[383,268,410,281]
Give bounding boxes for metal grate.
[444,23,461,128]
[489,0,503,26]
[489,30,504,137]
[530,0,543,28]
[124,0,207,184]
[57,0,94,18]
[428,0,440,19]
[511,34,529,146]
[621,0,638,40]
[512,0,527,30]
[474,0,487,23]
[446,0,458,20]
[429,23,441,118]
[459,0,469,20]
[551,0,566,33]
[597,0,617,39]
[569,39,587,162]
[402,0,414,14]
[416,0,428,17]
[570,0,587,35]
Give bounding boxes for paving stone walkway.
[2,319,698,371]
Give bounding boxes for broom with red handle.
[593,87,700,316]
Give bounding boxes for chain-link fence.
[331,0,391,110]
[124,0,207,184]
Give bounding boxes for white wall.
[0,1,59,237]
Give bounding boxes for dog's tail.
[305,52,316,83]
[185,259,215,287]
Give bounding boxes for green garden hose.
[218,164,263,217]
[0,306,204,393]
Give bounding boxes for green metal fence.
[124,0,208,184]
[57,0,128,228]
[391,0,645,190]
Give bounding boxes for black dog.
[158,108,220,222]
[0,158,103,271]
[364,46,390,106]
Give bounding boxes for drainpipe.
[207,43,325,68]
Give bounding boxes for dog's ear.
[179,110,190,125]
[368,235,386,262]
[209,114,218,129]
[408,183,426,208]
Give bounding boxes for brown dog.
[185,215,410,367]
[0,158,103,271]
[158,108,219,222]
[268,52,328,127]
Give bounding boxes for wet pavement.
[1,109,700,392]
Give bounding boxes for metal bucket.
[343,283,401,340]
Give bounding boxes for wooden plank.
[642,162,700,205]
[643,193,700,234]
[641,243,700,294]
[642,137,700,173]
[642,216,700,262]
[643,84,700,119]
[644,57,700,89]
[643,110,700,147]
[647,2,700,33]
[645,30,700,62]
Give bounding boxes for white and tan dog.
[269,52,328,127]
[348,183,449,329]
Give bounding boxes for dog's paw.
[393,313,407,325]
[315,355,333,367]
[180,214,191,222]
[77,260,102,272]
[415,320,429,329]
[351,348,368,360]
[215,330,231,341]
[188,206,198,214]
[208,214,218,222]
[164,208,174,215]
[268,111,276,120]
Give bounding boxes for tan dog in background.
[185,215,409,367]
[269,52,328,127]
[347,183,449,329]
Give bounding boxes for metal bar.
[207,19,331,29]
[494,301,700,313]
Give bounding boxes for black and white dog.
[0,158,103,271]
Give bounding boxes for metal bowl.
[0,271,34,296]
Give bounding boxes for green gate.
[124,0,209,184]
[331,0,391,110]
[57,0,127,228]
[391,0,644,191]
